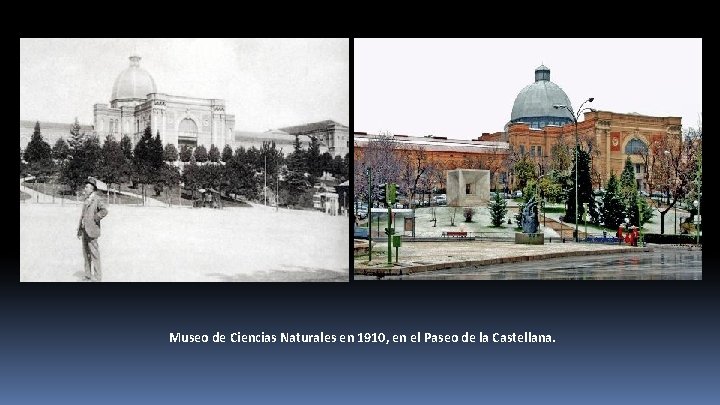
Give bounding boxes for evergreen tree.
[24,121,52,163]
[319,152,333,176]
[221,144,233,162]
[601,173,625,229]
[209,144,220,163]
[67,117,84,152]
[120,135,134,161]
[619,157,639,226]
[306,135,322,177]
[179,145,192,162]
[151,133,164,171]
[24,121,54,180]
[331,155,346,179]
[52,137,70,161]
[99,134,126,194]
[60,135,102,193]
[163,143,179,162]
[565,147,598,224]
[260,141,283,181]
[225,152,258,201]
[182,155,200,200]
[132,126,156,201]
[194,145,208,163]
[489,191,508,227]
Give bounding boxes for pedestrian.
[77,177,109,282]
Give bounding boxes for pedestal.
[515,232,545,245]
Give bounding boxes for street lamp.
[693,199,700,246]
[554,97,594,242]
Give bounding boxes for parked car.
[433,194,447,205]
[512,190,523,198]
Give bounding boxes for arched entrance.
[178,118,198,148]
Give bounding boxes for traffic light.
[377,183,387,204]
[387,183,397,204]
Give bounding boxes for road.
[356,247,701,280]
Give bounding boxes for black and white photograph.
[20,38,350,282]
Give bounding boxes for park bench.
[442,231,468,238]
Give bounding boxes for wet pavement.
[356,247,701,280]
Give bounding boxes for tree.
[225,152,259,201]
[489,190,508,227]
[398,145,429,209]
[221,144,233,163]
[639,125,700,234]
[182,156,200,200]
[163,143,179,163]
[513,155,536,191]
[306,135,322,177]
[260,141,284,182]
[354,133,401,205]
[132,126,159,203]
[209,144,220,163]
[565,147,598,225]
[281,135,312,207]
[24,121,54,180]
[601,173,624,229]
[194,144,208,163]
[159,163,181,203]
[99,134,126,197]
[619,157,639,227]
[331,155,346,179]
[179,145,192,162]
[120,135,134,161]
[67,117,85,152]
[52,137,70,161]
[60,135,102,194]
[319,152,334,176]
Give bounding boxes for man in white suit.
[77,177,109,281]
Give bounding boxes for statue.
[521,196,540,234]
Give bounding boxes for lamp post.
[366,167,373,261]
[554,97,594,242]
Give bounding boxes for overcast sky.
[355,38,702,139]
[20,38,349,131]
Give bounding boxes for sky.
[20,38,349,131]
[355,38,702,139]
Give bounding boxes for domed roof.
[111,54,156,102]
[510,65,574,124]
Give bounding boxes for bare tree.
[354,133,402,206]
[639,126,701,234]
[398,145,431,209]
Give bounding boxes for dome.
[509,65,574,128]
[111,54,156,103]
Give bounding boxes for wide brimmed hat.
[86,176,98,188]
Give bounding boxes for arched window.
[625,139,648,155]
[178,118,198,148]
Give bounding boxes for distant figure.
[77,177,108,282]
[521,196,539,233]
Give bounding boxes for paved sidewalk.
[354,240,650,276]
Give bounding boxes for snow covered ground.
[20,203,349,282]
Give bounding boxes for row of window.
[518,145,542,157]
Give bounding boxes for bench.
[442,231,468,238]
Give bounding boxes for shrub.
[463,207,476,222]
